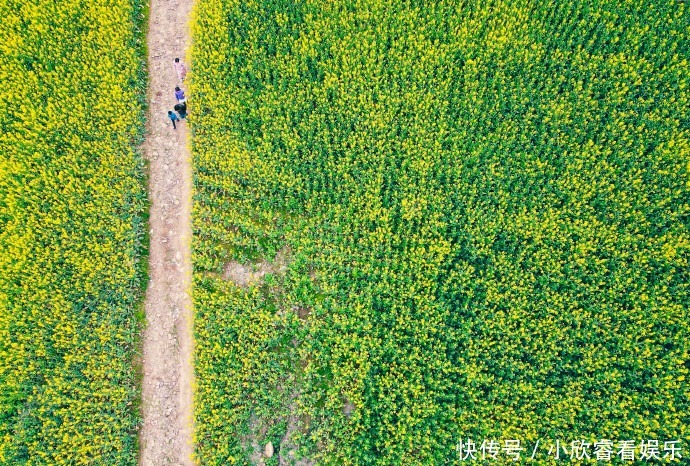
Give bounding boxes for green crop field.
[2,0,688,464]
[190,0,689,464]
[0,0,148,463]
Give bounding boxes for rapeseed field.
[0,0,148,463]
[187,0,690,464]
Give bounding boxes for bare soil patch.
[223,247,290,287]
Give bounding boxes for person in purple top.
[175,86,186,103]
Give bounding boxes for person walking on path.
[175,86,186,103]
[174,102,188,119]
[168,110,180,129]
[173,58,187,82]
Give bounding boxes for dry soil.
[139,0,195,463]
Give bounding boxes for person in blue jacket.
[168,110,180,129]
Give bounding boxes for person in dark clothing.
[174,102,188,119]
[168,110,180,129]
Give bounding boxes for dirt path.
[139,0,195,463]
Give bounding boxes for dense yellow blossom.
[0,0,147,463]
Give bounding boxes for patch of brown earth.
[223,247,290,287]
[139,0,195,463]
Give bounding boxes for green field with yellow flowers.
[0,0,147,463]
[190,0,689,464]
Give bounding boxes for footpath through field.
[139,0,195,463]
